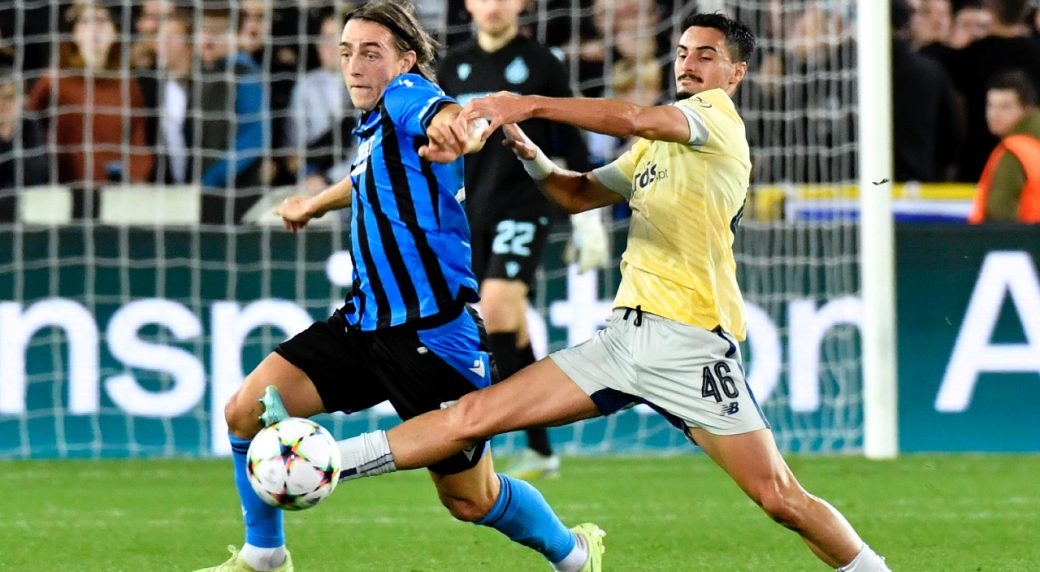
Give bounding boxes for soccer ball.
[246,417,341,511]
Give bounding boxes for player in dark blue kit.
[436,0,604,479]
[193,2,604,572]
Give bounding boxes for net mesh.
[0,0,864,458]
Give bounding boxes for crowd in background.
[0,0,1039,223]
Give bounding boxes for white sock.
[552,531,588,572]
[837,544,890,572]
[337,430,397,481]
[239,544,286,571]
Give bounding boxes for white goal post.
[857,0,899,459]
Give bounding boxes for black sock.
[487,332,520,381]
[517,343,553,456]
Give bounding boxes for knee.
[224,390,263,440]
[440,493,496,523]
[754,481,811,530]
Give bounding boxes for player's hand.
[567,208,610,273]
[419,120,468,163]
[273,195,313,233]
[501,123,538,160]
[461,91,530,141]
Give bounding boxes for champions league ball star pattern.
[246,417,341,511]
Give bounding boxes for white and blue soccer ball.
[246,417,341,511]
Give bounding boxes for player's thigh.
[479,278,530,333]
[688,427,800,505]
[229,311,389,433]
[635,315,769,436]
[454,358,601,436]
[227,352,326,436]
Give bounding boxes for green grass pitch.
[2,454,1037,571]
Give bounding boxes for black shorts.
[274,306,497,475]
[470,207,552,287]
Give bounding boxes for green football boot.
[258,385,290,427]
[573,523,606,572]
[192,545,293,572]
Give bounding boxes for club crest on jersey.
[457,63,472,81]
[505,56,529,84]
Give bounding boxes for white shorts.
[550,308,769,437]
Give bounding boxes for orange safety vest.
[969,134,1040,223]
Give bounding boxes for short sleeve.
[382,74,456,137]
[591,139,651,200]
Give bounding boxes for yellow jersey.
[596,88,751,339]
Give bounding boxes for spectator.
[948,0,993,48]
[947,0,1040,181]
[911,0,957,63]
[745,4,858,183]
[587,57,663,165]
[132,0,175,161]
[153,7,195,185]
[286,10,354,193]
[131,0,173,71]
[26,1,153,217]
[0,67,48,222]
[239,0,296,187]
[969,69,1040,222]
[892,0,963,182]
[195,5,267,225]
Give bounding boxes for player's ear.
[729,61,748,89]
[398,49,417,75]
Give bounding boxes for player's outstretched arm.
[502,123,623,214]
[463,91,693,144]
[272,175,352,232]
[418,103,488,163]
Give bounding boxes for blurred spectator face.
[132,1,173,69]
[675,25,746,98]
[465,0,525,37]
[911,0,952,45]
[986,88,1030,137]
[949,7,992,48]
[158,18,192,77]
[0,77,16,133]
[339,19,416,111]
[611,59,661,106]
[136,1,170,38]
[316,16,342,72]
[71,5,117,70]
[199,13,233,66]
[239,0,271,56]
[785,5,846,58]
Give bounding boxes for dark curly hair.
[679,13,757,64]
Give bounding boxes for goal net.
[0,0,864,458]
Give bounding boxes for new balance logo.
[721,402,740,416]
[469,358,486,378]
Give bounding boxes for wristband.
[519,148,556,181]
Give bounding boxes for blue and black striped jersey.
[346,73,478,331]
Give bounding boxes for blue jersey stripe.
[363,151,417,329]
[379,113,454,319]
[345,74,479,331]
[353,162,391,324]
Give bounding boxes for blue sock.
[477,474,576,563]
[230,434,284,548]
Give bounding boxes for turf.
[2,454,1036,571]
